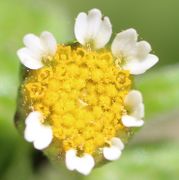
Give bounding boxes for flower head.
[16,8,158,175]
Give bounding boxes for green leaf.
[134,64,179,119]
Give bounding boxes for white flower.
[103,137,124,161]
[122,90,144,127]
[65,149,95,175]
[111,28,159,75]
[17,31,57,69]
[24,111,53,150]
[75,8,112,49]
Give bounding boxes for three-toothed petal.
[23,33,44,55]
[17,48,44,69]
[74,12,88,45]
[18,31,57,69]
[93,16,112,49]
[122,115,144,127]
[65,149,77,171]
[85,9,102,40]
[111,28,158,74]
[122,90,145,127]
[124,90,142,109]
[111,28,138,57]
[33,125,53,150]
[122,54,159,75]
[134,41,152,59]
[103,137,124,161]
[40,31,57,55]
[75,154,95,175]
[65,149,95,175]
[24,111,42,142]
[75,8,112,49]
[24,111,53,150]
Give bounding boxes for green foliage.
[135,65,179,119]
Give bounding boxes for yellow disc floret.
[22,44,131,155]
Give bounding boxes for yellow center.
[22,44,132,155]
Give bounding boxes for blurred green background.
[0,0,179,179]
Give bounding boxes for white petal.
[111,137,124,150]
[135,41,151,59]
[85,9,102,40]
[103,146,122,161]
[112,29,158,75]
[124,90,144,119]
[74,12,88,45]
[125,90,143,109]
[18,31,57,69]
[131,103,144,119]
[24,111,42,142]
[122,115,144,127]
[40,31,57,56]
[25,111,42,126]
[65,149,77,171]
[111,28,158,75]
[33,124,53,150]
[17,48,43,69]
[123,90,145,127]
[65,150,95,175]
[74,8,112,49]
[139,54,159,73]
[123,54,159,75]
[76,154,95,175]
[94,16,112,49]
[24,126,39,142]
[23,33,44,55]
[111,28,138,57]
[103,137,124,161]
[24,111,53,149]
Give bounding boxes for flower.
[16,8,158,175]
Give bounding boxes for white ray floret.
[17,31,57,69]
[103,137,124,161]
[65,149,95,175]
[122,90,144,127]
[111,28,159,75]
[75,8,112,49]
[24,111,53,150]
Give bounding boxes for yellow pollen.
[22,44,132,155]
